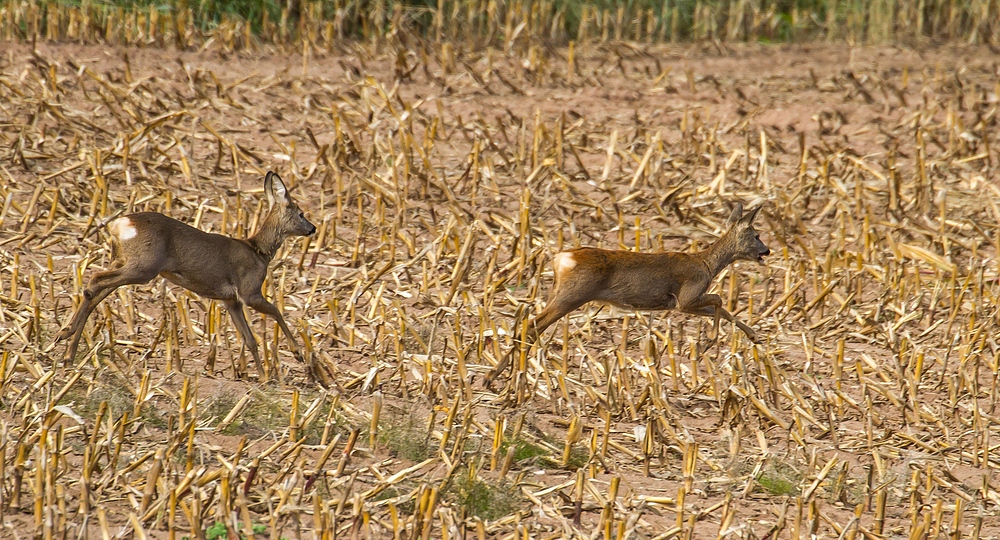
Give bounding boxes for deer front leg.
[225,299,264,379]
[680,294,759,344]
[245,293,304,362]
[679,293,725,342]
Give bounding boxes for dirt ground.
[1,39,1000,538]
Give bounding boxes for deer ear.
[264,171,289,210]
[742,205,762,225]
[725,203,744,228]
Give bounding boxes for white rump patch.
[110,217,137,241]
[554,252,577,274]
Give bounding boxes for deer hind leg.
[58,264,160,362]
[225,299,264,380]
[485,293,589,388]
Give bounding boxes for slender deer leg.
[225,299,264,379]
[56,264,126,342]
[485,295,589,388]
[679,293,725,342]
[60,288,115,362]
[529,296,591,343]
[245,293,303,361]
[59,265,160,361]
[680,294,759,343]
[57,286,113,341]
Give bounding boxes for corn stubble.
[0,0,998,48]
[1,8,1000,540]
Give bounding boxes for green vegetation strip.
[0,0,996,46]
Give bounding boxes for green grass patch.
[372,483,418,515]
[206,390,354,447]
[498,436,558,469]
[754,461,802,497]
[57,377,132,420]
[441,469,522,521]
[377,412,434,463]
[298,399,347,445]
[184,521,284,540]
[55,376,168,428]
[2,0,989,45]
[496,434,590,470]
[757,471,799,496]
[504,437,551,464]
[206,389,288,438]
[562,445,590,470]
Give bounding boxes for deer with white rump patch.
[55,171,316,379]
[484,203,769,387]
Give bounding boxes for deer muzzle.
[757,247,770,264]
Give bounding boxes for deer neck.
[699,232,739,277]
[248,215,286,261]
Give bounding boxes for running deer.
[55,171,316,379]
[484,203,769,387]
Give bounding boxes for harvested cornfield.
[1,27,1000,540]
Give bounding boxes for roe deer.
[55,171,316,379]
[484,203,769,387]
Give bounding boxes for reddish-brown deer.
[485,203,769,387]
[55,171,316,379]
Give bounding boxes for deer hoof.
[54,328,72,341]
